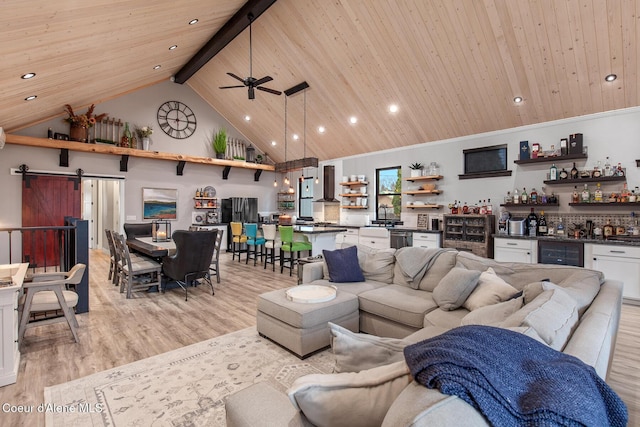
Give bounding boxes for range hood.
[314,165,340,203]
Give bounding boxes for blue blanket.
[403,325,627,426]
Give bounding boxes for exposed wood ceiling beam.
[174,0,277,84]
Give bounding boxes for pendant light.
[283,96,290,187]
[299,87,308,184]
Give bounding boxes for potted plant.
[256,154,264,164]
[212,128,227,159]
[409,162,424,177]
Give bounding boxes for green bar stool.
[279,226,312,276]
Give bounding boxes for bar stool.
[280,226,313,276]
[230,222,248,262]
[262,224,282,271]
[245,223,265,266]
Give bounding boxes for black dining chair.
[124,223,153,239]
[162,230,218,301]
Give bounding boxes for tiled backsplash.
[545,213,638,230]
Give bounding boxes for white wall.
[0,81,279,232]
[320,106,640,226]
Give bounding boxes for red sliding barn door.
[22,174,81,267]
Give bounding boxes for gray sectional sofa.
[226,245,624,427]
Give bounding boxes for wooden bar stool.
[230,222,248,262]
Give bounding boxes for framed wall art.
[142,188,177,220]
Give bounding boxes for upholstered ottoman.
[257,286,359,358]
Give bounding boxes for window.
[376,166,402,221]
[298,177,314,220]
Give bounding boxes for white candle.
[157,231,167,240]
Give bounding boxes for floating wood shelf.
[340,181,368,186]
[404,175,442,182]
[339,193,368,197]
[6,134,274,178]
[543,176,626,185]
[514,153,587,165]
[500,202,559,207]
[568,202,640,207]
[403,190,442,195]
[405,204,442,209]
[341,206,368,209]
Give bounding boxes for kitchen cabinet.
[335,228,359,248]
[0,263,28,387]
[340,180,368,209]
[494,238,537,264]
[443,214,495,258]
[358,227,390,249]
[585,244,640,302]
[412,232,441,249]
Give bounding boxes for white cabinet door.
[412,233,441,249]
[586,244,640,301]
[494,238,537,264]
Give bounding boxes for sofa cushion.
[356,245,396,284]
[433,267,481,310]
[461,296,524,326]
[329,322,408,373]
[524,271,601,316]
[500,288,579,351]
[358,285,439,328]
[393,250,457,292]
[462,267,519,311]
[310,279,389,296]
[287,360,412,427]
[424,307,469,329]
[323,246,365,283]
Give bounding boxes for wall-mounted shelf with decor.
[568,202,640,207]
[342,206,367,209]
[194,197,218,209]
[340,179,367,209]
[6,134,274,179]
[339,181,368,186]
[500,202,559,208]
[403,175,442,182]
[405,204,442,209]
[403,190,442,195]
[543,176,625,185]
[514,153,587,165]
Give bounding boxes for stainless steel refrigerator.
[221,198,258,249]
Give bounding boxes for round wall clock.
[157,101,197,139]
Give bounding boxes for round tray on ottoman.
[285,285,337,303]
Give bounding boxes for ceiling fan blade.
[253,76,273,86]
[227,72,246,83]
[248,86,255,100]
[219,85,245,89]
[256,86,282,96]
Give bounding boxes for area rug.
[44,327,335,426]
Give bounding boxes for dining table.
[126,237,176,258]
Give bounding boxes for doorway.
[82,178,123,251]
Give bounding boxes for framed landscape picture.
[143,188,177,220]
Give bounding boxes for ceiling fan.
[219,13,281,100]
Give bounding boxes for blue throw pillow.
[323,246,365,283]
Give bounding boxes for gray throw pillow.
[329,323,408,373]
[432,267,481,310]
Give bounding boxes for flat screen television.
[463,144,508,175]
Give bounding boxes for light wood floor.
[0,250,638,426]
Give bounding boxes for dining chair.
[245,223,266,266]
[262,224,281,271]
[279,226,313,276]
[114,232,162,298]
[18,263,86,344]
[209,229,224,283]
[105,229,118,284]
[162,230,218,301]
[230,222,248,262]
[123,223,153,239]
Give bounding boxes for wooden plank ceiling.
[2,0,638,163]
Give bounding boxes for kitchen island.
[293,225,347,256]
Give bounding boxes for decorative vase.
[410,169,422,177]
[215,152,225,159]
[69,124,88,143]
[142,137,150,151]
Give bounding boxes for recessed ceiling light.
[388,104,398,113]
[24,95,37,101]
[605,74,617,82]
[349,116,358,124]
[513,96,523,103]
[189,19,198,25]
[169,45,177,50]
[271,140,277,146]
[153,65,161,70]
[244,115,251,121]
[292,134,299,140]
[21,73,36,79]
[318,126,326,134]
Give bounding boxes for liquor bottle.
[629,190,637,203]
[604,157,612,177]
[559,167,569,179]
[603,219,614,238]
[540,187,548,204]
[594,183,603,202]
[570,162,578,179]
[621,183,630,202]
[537,210,548,236]
[513,188,520,204]
[529,188,538,204]
[581,184,590,202]
[556,217,565,236]
[479,200,487,215]
[196,188,201,197]
[615,220,626,236]
[47,127,54,139]
[505,191,513,204]
[121,122,131,148]
[462,201,469,214]
[486,199,493,215]
[616,162,625,177]
[592,161,602,178]
[572,186,579,203]
[521,188,528,204]
[549,163,558,181]
[527,208,538,237]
